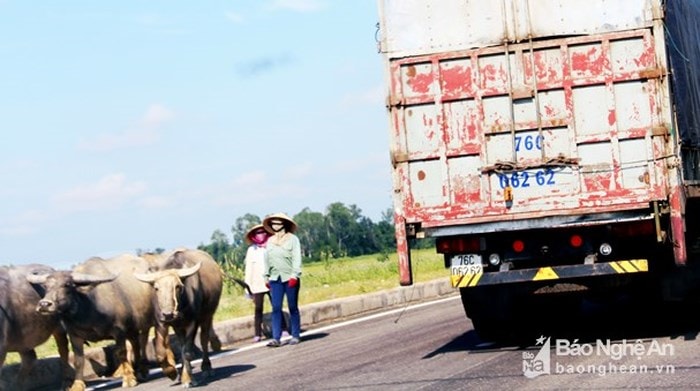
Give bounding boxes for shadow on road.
[186,363,255,387]
[80,363,256,390]
[297,332,329,343]
[515,292,700,346]
[424,292,700,358]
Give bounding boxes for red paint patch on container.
[441,65,473,99]
[608,110,616,126]
[584,173,612,192]
[406,65,434,95]
[571,47,605,75]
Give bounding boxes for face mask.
[270,221,285,232]
[251,231,267,245]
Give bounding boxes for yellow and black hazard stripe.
[451,272,483,287]
[451,259,648,288]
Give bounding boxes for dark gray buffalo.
[28,254,176,391]
[0,264,70,390]
[135,248,223,388]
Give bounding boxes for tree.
[231,213,262,248]
[198,203,400,264]
[324,202,359,258]
[294,208,327,261]
[227,213,262,266]
[198,229,231,264]
[374,208,398,251]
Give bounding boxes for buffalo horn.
[25,272,50,284]
[176,262,202,278]
[71,272,118,285]
[133,270,166,283]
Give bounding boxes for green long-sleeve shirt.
[263,233,302,282]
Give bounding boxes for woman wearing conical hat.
[262,212,302,347]
[243,224,271,342]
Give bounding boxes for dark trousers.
[269,277,300,340]
[252,292,266,337]
[253,291,289,338]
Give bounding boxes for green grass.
[6,249,445,364]
[216,248,445,321]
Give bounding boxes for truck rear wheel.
[460,286,517,342]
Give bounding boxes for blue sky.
[0,0,392,268]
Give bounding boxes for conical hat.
[263,212,298,234]
[244,224,266,244]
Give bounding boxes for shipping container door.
[388,29,672,224]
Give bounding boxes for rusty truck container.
[377,0,700,339]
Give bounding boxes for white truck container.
[377,0,700,339]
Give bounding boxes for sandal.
[266,339,280,347]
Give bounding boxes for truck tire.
[460,286,517,342]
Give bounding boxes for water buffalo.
[0,264,70,390]
[135,248,223,388]
[141,251,223,353]
[28,254,175,391]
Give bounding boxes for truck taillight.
[436,236,481,253]
[512,240,525,253]
[611,221,655,237]
[570,234,583,247]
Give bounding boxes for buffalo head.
[28,270,118,315]
[134,262,201,323]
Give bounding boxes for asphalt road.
[84,293,700,391]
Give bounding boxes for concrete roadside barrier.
[2,278,456,390]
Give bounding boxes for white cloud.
[143,104,174,128]
[52,173,147,212]
[267,0,326,13]
[78,104,173,152]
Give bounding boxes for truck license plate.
[450,254,483,275]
